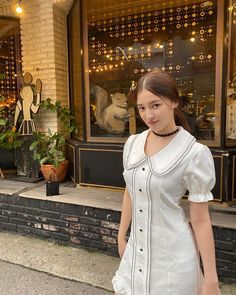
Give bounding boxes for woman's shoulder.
[122,130,149,169]
[124,130,148,147]
[190,141,212,156]
[178,128,212,156]
[183,140,214,171]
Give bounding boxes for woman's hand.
[118,236,127,258]
[201,281,221,295]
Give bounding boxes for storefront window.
[68,0,84,140]
[226,0,236,146]
[0,18,21,118]
[82,0,223,144]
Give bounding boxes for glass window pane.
[226,0,236,146]
[84,0,220,143]
[0,18,21,114]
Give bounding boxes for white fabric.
[112,127,216,295]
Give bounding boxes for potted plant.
[29,98,77,182]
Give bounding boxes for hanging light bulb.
[16,1,23,14]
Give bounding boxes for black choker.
[152,128,179,137]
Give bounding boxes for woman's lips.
[147,120,159,125]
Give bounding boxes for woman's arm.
[117,187,132,257]
[190,202,221,295]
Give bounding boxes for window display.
[67,0,236,194]
[0,18,21,117]
[226,0,236,145]
[82,0,223,145]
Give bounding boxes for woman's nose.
[145,109,155,120]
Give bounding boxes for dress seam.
[159,177,169,295]
[146,172,152,295]
[131,168,137,295]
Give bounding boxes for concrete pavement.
[0,231,235,295]
[0,231,118,291]
[0,260,112,295]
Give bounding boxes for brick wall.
[0,193,120,256]
[0,193,235,283]
[20,0,56,131]
[53,4,70,133]
[0,1,15,16]
[0,0,74,133]
[214,227,236,284]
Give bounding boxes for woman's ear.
[171,101,179,109]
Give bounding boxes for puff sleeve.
[183,144,216,202]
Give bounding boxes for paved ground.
[0,260,112,295]
[0,231,235,295]
[0,231,119,291]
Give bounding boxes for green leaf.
[0,118,6,125]
[40,157,50,165]
[29,141,39,151]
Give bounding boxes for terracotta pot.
[41,160,69,182]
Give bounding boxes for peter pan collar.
[125,127,196,176]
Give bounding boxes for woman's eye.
[137,106,145,111]
[153,104,160,109]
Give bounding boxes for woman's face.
[137,89,178,133]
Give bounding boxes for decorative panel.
[79,148,124,188]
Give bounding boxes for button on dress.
[112,127,216,295]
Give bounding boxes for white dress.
[112,127,216,295]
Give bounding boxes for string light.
[16,1,23,14]
[88,2,216,74]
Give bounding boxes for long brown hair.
[130,71,191,132]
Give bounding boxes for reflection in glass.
[226,0,236,145]
[0,18,21,109]
[85,0,218,141]
[0,18,21,140]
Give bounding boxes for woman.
[112,71,221,295]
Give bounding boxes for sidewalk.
[0,260,112,295]
[0,231,118,291]
[0,231,235,294]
